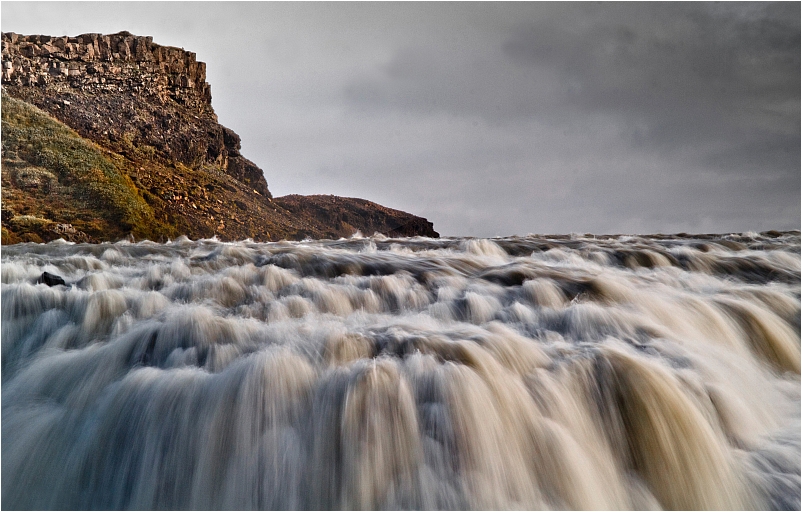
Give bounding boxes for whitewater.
[1,232,800,510]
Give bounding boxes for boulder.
[36,271,66,287]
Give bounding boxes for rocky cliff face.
[2,31,269,197]
[1,32,439,243]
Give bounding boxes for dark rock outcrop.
[273,195,439,239]
[36,271,66,287]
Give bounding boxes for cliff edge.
[1,32,439,243]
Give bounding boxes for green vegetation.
[1,90,174,241]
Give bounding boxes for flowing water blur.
[2,232,800,510]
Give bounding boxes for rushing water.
[1,232,800,510]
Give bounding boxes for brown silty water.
[1,232,799,509]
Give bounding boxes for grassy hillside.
[1,90,175,243]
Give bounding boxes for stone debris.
[53,223,77,234]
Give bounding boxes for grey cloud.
[340,3,799,187]
[503,3,800,103]
[500,3,800,158]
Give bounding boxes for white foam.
[1,234,799,509]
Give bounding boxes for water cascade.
[2,232,799,509]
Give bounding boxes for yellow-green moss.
[1,90,173,240]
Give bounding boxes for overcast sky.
[3,2,799,236]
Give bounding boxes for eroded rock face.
[1,31,271,198]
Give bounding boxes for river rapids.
[1,232,800,510]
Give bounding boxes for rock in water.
[36,271,65,287]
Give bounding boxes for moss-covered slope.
[1,90,174,243]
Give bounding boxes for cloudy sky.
[3,2,799,236]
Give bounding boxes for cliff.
[1,32,439,243]
[2,32,270,197]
